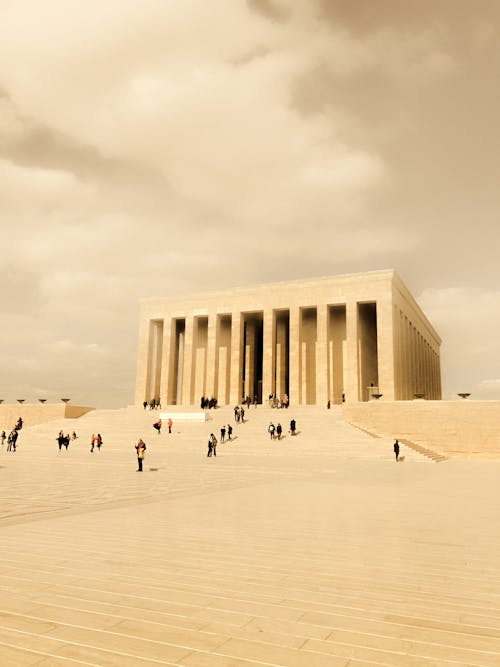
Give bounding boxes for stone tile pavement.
[0,406,499,666]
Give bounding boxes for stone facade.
[135,270,441,406]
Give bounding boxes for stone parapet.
[343,399,500,459]
[0,404,94,430]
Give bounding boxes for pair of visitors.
[6,430,18,452]
[220,424,233,443]
[233,406,245,423]
[90,433,102,452]
[207,433,218,457]
[268,423,282,440]
[135,439,146,471]
[57,431,70,451]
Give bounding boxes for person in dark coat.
[394,439,400,461]
[290,419,296,436]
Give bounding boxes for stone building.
[135,270,441,406]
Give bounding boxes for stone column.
[205,313,217,400]
[262,309,274,403]
[345,301,359,402]
[159,318,172,405]
[181,316,194,406]
[289,306,300,406]
[316,304,328,407]
[229,312,242,404]
[134,316,150,405]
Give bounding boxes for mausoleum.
[135,270,441,406]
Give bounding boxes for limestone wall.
[343,400,500,459]
[0,404,94,430]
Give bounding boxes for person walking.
[1,430,6,446]
[96,433,103,451]
[268,422,275,440]
[210,433,218,457]
[153,419,162,435]
[220,426,226,443]
[276,423,282,440]
[227,424,232,441]
[290,419,296,436]
[393,439,400,462]
[240,407,245,423]
[135,439,146,471]
[167,418,173,434]
[90,434,96,453]
[57,431,65,452]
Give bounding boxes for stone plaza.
[1,404,500,666]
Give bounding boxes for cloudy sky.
[1,0,499,408]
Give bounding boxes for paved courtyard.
[0,406,499,666]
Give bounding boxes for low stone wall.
[0,404,94,431]
[343,400,500,459]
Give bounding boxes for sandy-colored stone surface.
[0,406,498,666]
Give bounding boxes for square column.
[289,306,300,406]
[134,317,150,405]
[205,313,217,400]
[229,312,242,404]
[316,304,328,407]
[345,301,360,402]
[181,316,194,405]
[262,309,274,403]
[159,317,172,405]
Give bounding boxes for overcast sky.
[1,0,499,408]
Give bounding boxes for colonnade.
[393,306,441,400]
[138,301,406,406]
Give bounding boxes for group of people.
[90,433,102,452]
[2,429,19,452]
[143,399,161,410]
[267,418,297,440]
[233,405,246,422]
[56,430,78,451]
[153,418,173,435]
[268,394,289,409]
[200,396,218,409]
[219,424,233,443]
[1,416,24,452]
